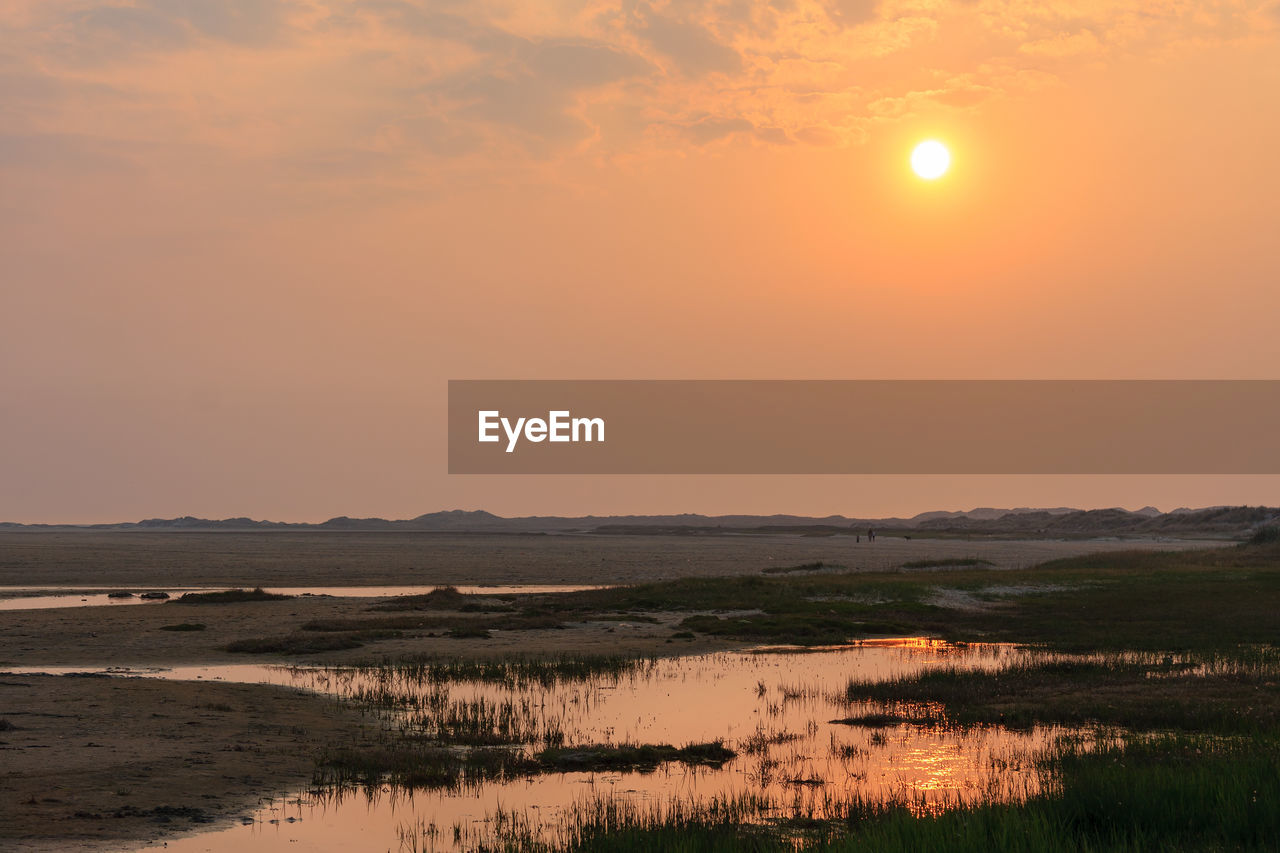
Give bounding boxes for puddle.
[0,591,201,610]
[13,641,1096,852]
[0,584,605,611]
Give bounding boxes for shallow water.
[0,584,605,611]
[24,641,1094,853]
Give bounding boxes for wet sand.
[0,674,378,852]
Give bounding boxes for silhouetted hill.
[912,506,1279,538]
[2,506,1275,539]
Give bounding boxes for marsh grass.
[157,622,206,631]
[314,742,536,792]
[224,612,568,655]
[225,633,382,654]
[527,539,1280,652]
[173,587,291,604]
[828,712,923,728]
[536,741,735,772]
[379,540,1280,851]
[678,613,911,645]
[762,561,830,575]
[345,655,658,688]
[844,649,1280,733]
[205,539,1280,850]
[901,557,995,569]
[312,719,730,790]
[215,540,1280,659]
[370,586,516,612]
[452,735,1280,853]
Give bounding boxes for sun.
[910,140,950,180]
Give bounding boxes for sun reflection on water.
[143,640,1096,852]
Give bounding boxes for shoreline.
[0,674,379,853]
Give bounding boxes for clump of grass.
[347,655,657,688]
[173,587,291,604]
[740,729,800,754]
[315,743,536,792]
[371,586,514,612]
[379,586,468,609]
[901,557,995,569]
[536,741,735,772]
[225,633,381,654]
[158,623,206,632]
[828,712,921,728]
[679,613,908,646]
[762,561,829,575]
[670,630,696,640]
[399,695,567,748]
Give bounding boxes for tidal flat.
[1,531,1276,851]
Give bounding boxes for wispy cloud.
[1,0,1273,186]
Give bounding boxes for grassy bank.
[531,538,1280,651]
[217,539,1280,656]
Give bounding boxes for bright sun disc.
[911,140,950,179]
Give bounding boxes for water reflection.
[130,641,1090,852]
[0,584,604,611]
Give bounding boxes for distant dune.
[2,505,1275,539]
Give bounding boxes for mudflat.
[0,532,1212,669]
[0,531,1210,588]
[0,674,378,852]
[0,593,726,668]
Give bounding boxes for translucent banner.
[448,380,1280,474]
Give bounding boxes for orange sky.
[2,1,1279,522]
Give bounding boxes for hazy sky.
[3,1,1279,522]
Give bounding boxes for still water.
[0,584,605,611]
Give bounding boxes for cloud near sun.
[1,0,1275,175]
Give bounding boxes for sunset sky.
[3,1,1279,522]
